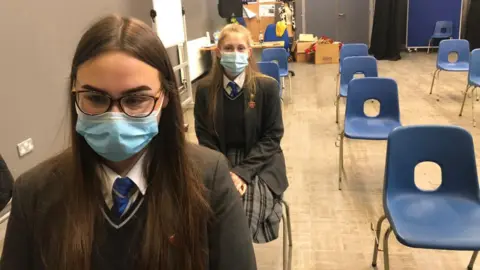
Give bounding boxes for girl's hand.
[230,172,247,196]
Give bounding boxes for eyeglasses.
[73,90,161,118]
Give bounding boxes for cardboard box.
[293,41,316,63]
[315,43,340,64]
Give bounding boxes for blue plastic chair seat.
[279,68,288,77]
[438,62,469,71]
[345,117,401,140]
[387,194,480,250]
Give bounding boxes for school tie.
[112,177,136,217]
[228,81,239,98]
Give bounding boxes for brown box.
[315,43,340,64]
[293,41,316,63]
[296,53,309,63]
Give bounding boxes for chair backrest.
[264,23,290,52]
[469,49,480,84]
[340,43,369,69]
[257,61,281,96]
[257,61,280,84]
[345,78,400,122]
[434,20,453,36]
[437,39,470,66]
[384,125,479,200]
[262,48,289,70]
[340,56,378,87]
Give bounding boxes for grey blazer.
[0,145,257,270]
[194,76,289,195]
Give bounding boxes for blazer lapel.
[243,89,257,152]
[215,90,226,153]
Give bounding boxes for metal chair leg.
[468,251,478,270]
[371,215,387,267]
[288,74,293,103]
[281,77,286,98]
[281,200,293,247]
[427,39,432,54]
[335,95,341,124]
[335,72,340,97]
[383,227,393,270]
[338,131,344,190]
[473,87,477,127]
[429,69,440,95]
[460,85,472,116]
[281,200,292,270]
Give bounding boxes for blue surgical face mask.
[220,52,249,76]
[75,105,161,162]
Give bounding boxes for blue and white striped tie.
[112,177,136,217]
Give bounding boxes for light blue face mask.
[220,52,249,76]
[75,106,160,162]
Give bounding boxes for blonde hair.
[204,24,268,131]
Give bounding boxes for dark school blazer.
[0,154,13,210]
[194,76,288,196]
[0,144,257,270]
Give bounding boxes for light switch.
[17,138,34,157]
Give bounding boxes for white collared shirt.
[100,154,147,212]
[223,71,246,96]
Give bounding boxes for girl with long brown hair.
[0,15,256,270]
[194,24,289,243]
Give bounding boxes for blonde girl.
[194,24,289,243]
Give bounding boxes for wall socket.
[17,138,34,157]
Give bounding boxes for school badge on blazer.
[249,93,256,109]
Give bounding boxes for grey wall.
[0,0,153,178]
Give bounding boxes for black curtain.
[369,0,406,61]
[466,0,480,50]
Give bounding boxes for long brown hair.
[42,15,209,270]
[204,24,268,124]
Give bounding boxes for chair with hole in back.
[338,78,401,190]
[336,56,378,124]
[371,125,480,270]
[257,61,282,97]
[460,49,480,127]
[336,44,369,96]
[429,39,470,95]
[427,21,454,54]
[262,48,292,101]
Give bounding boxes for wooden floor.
[186,52,480,270]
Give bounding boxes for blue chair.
[371,125,480,270]
[264,23,290,54]
[338,78,401,190]
[336,44,369,96]
[459,49,480,126]
[429,39,470,95]
[257,61,282,97]
[262,48,292,100]
[427,21,454,54]
[336,56,378,123]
